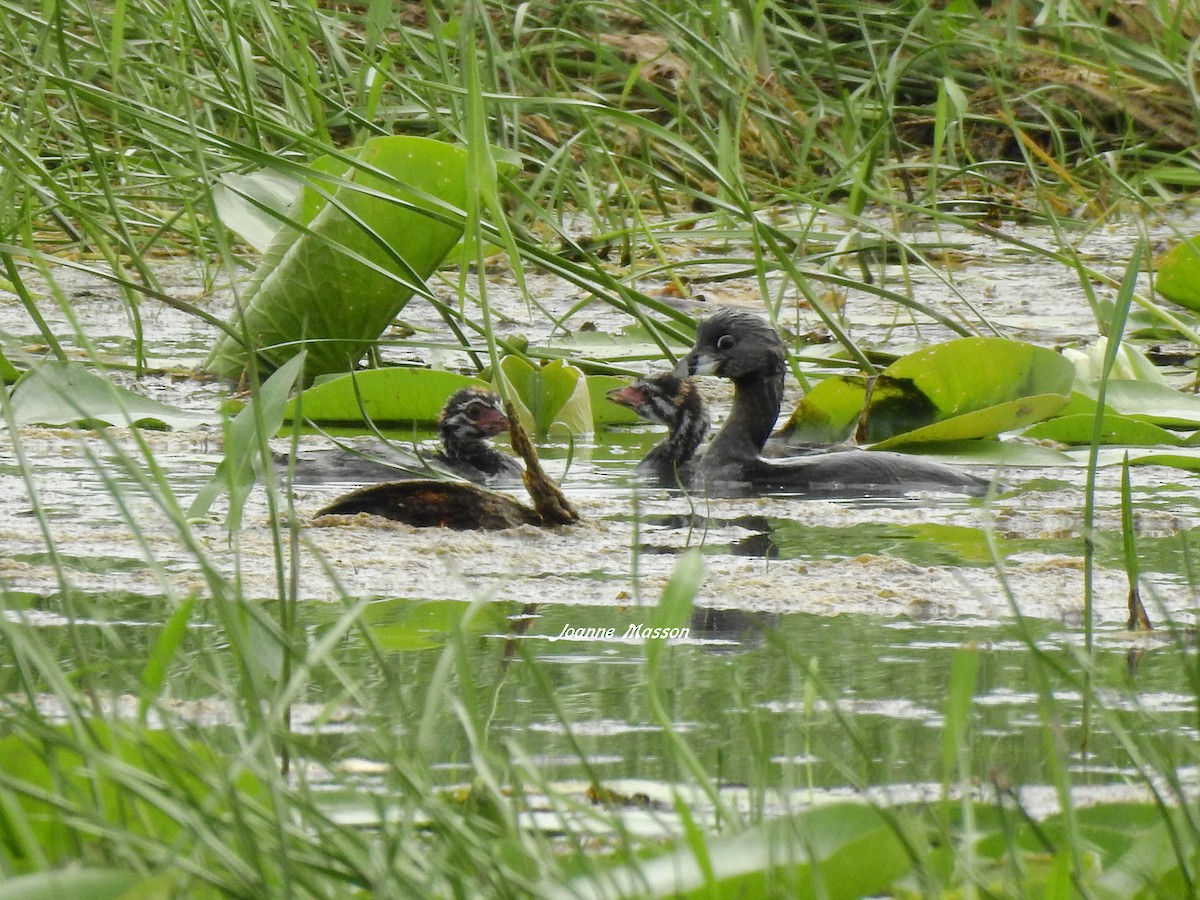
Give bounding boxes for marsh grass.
[2,0,1200,896]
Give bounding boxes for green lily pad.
[1154,237,1200,310]
[282,367,488,427]
[206,136,475,381]
[500,356,592,437]
[1077,379,1200,428]
[892,439,1074,468]
[1068,446,1200,472]
[779,376,866,444]
[868,338,1075,447]
[211,168,301,253]
[559,803,909,900]
[7,361,212,430]
[590,374,647,426]
[1022,413,1184,446]
[779,338,1074,449]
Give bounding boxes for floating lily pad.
[779,376,865,444]
[780,339,1074,449]
[868,338,1075,447]
[561,803,908,900]
[1068,446,1200,472]
[282,367,488,427]
[1154,237,1200,311]
[206,136,474,380]
[7,361,212,430]
[1023,413,1184,446]
[1077,379,1200,428]
[590,374,646,426]
[893,439,1074,468]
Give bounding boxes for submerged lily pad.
[7,362,212,430]
[316,597,515,651]
[206,136,474,381]
[282,368,488,427]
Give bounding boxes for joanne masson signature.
[548,623,690,642]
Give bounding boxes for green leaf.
[590,375,644,426]
[780,339,1074,449]
[1072,446,1200,472]
[1078,379,1200,428]
[1022,413,1184,446]
[0,870,142,900]
[645,549,702,674]
[555,804,910,900]
[0,723,265,873]
[138,597,196,725]
[941,647,979,785]
[1094,819,1194,899]
[867,338,1075,447]
[895,439,1072,467]
[779,376,866,444]
[1154,236,1200,310]
[0,345,21,384]
[6,361,212,430]
[206,136,474,380]
[500,356,592,437]
[282,367,488,427]
[1062,337,1169,385]
[188,353,306,528]
[211,168,301,253]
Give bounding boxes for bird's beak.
[675,350,717,377]
[606,385,644,408]
[476,407,510,435]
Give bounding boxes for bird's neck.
[707,370,783,461]
[444,437,499,468]
[664,404,708,465]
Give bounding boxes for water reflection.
[689,606,779,651]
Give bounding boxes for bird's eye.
[716,334,735,351]
[465,402,483,420]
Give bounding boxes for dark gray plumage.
[673,308,993,495]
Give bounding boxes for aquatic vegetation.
[2,1,1200,896]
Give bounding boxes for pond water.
[2,211,1199,824]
